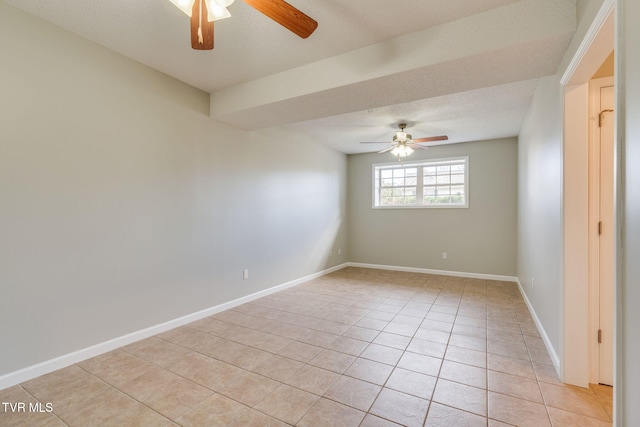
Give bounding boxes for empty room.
[1,0,639,426]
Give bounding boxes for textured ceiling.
[3,0,577,154]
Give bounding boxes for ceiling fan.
[361,123,448,157]
[169,0,318,50]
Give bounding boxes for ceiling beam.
[210,0,576,129]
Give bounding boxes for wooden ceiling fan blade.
[413,135,449,143]
[191,0,214,50]
[243,0,318,38]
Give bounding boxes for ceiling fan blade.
[243,0,318,38]
[191,0,214,50]
[409,144,429,150]
[360,141,388,144]
[378,146,395,153]
[412,135,449,143]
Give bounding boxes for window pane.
[451,185,464,196]
[396,196,416,205]
[436,175,450,185]
[436,186,451,196]
[374,157,467,208]
[393,169,405,178]
[451,174,464,184]
[450,185,465,204]
[424,166,436,176]
[424,158,467,206]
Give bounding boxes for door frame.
[560,0,614,387]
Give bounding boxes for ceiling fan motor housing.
[393,133,411,143]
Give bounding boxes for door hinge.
[599,109,614,127]
[598,221,603,235]
[598,329,602,344]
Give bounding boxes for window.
[373,157,469,208]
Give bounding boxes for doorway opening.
[589,75,614,386]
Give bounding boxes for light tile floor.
[0,267,613,426]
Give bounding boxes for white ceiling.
[3,0,577,154]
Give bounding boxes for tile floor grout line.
[118,334,325,424]
[420,277,461,426]
[73,363,181,426]
[361,276,435,427]
[17,383,71,427]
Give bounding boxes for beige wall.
[517,74,564,361]
[618,0,640,422]
[348,138,517,277]
[0,3,347,377]
[593,51,615,78]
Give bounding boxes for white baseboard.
[346,262,518,283]
[515,278,561,376]
[0,263,349,391]
[1,262,555,392]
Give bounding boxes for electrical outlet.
[442,252,448,259]
[243,269,249,280]
[338,248,342,255]
[531,277,535,287]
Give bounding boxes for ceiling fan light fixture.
[206,1,231,21]
[213,0,235,7]
[391,145,414,158]
[169,0,196,16]
[169,0,232,20]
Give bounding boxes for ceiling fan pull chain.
[198,0,204,45]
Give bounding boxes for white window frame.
[372,156,469,209]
